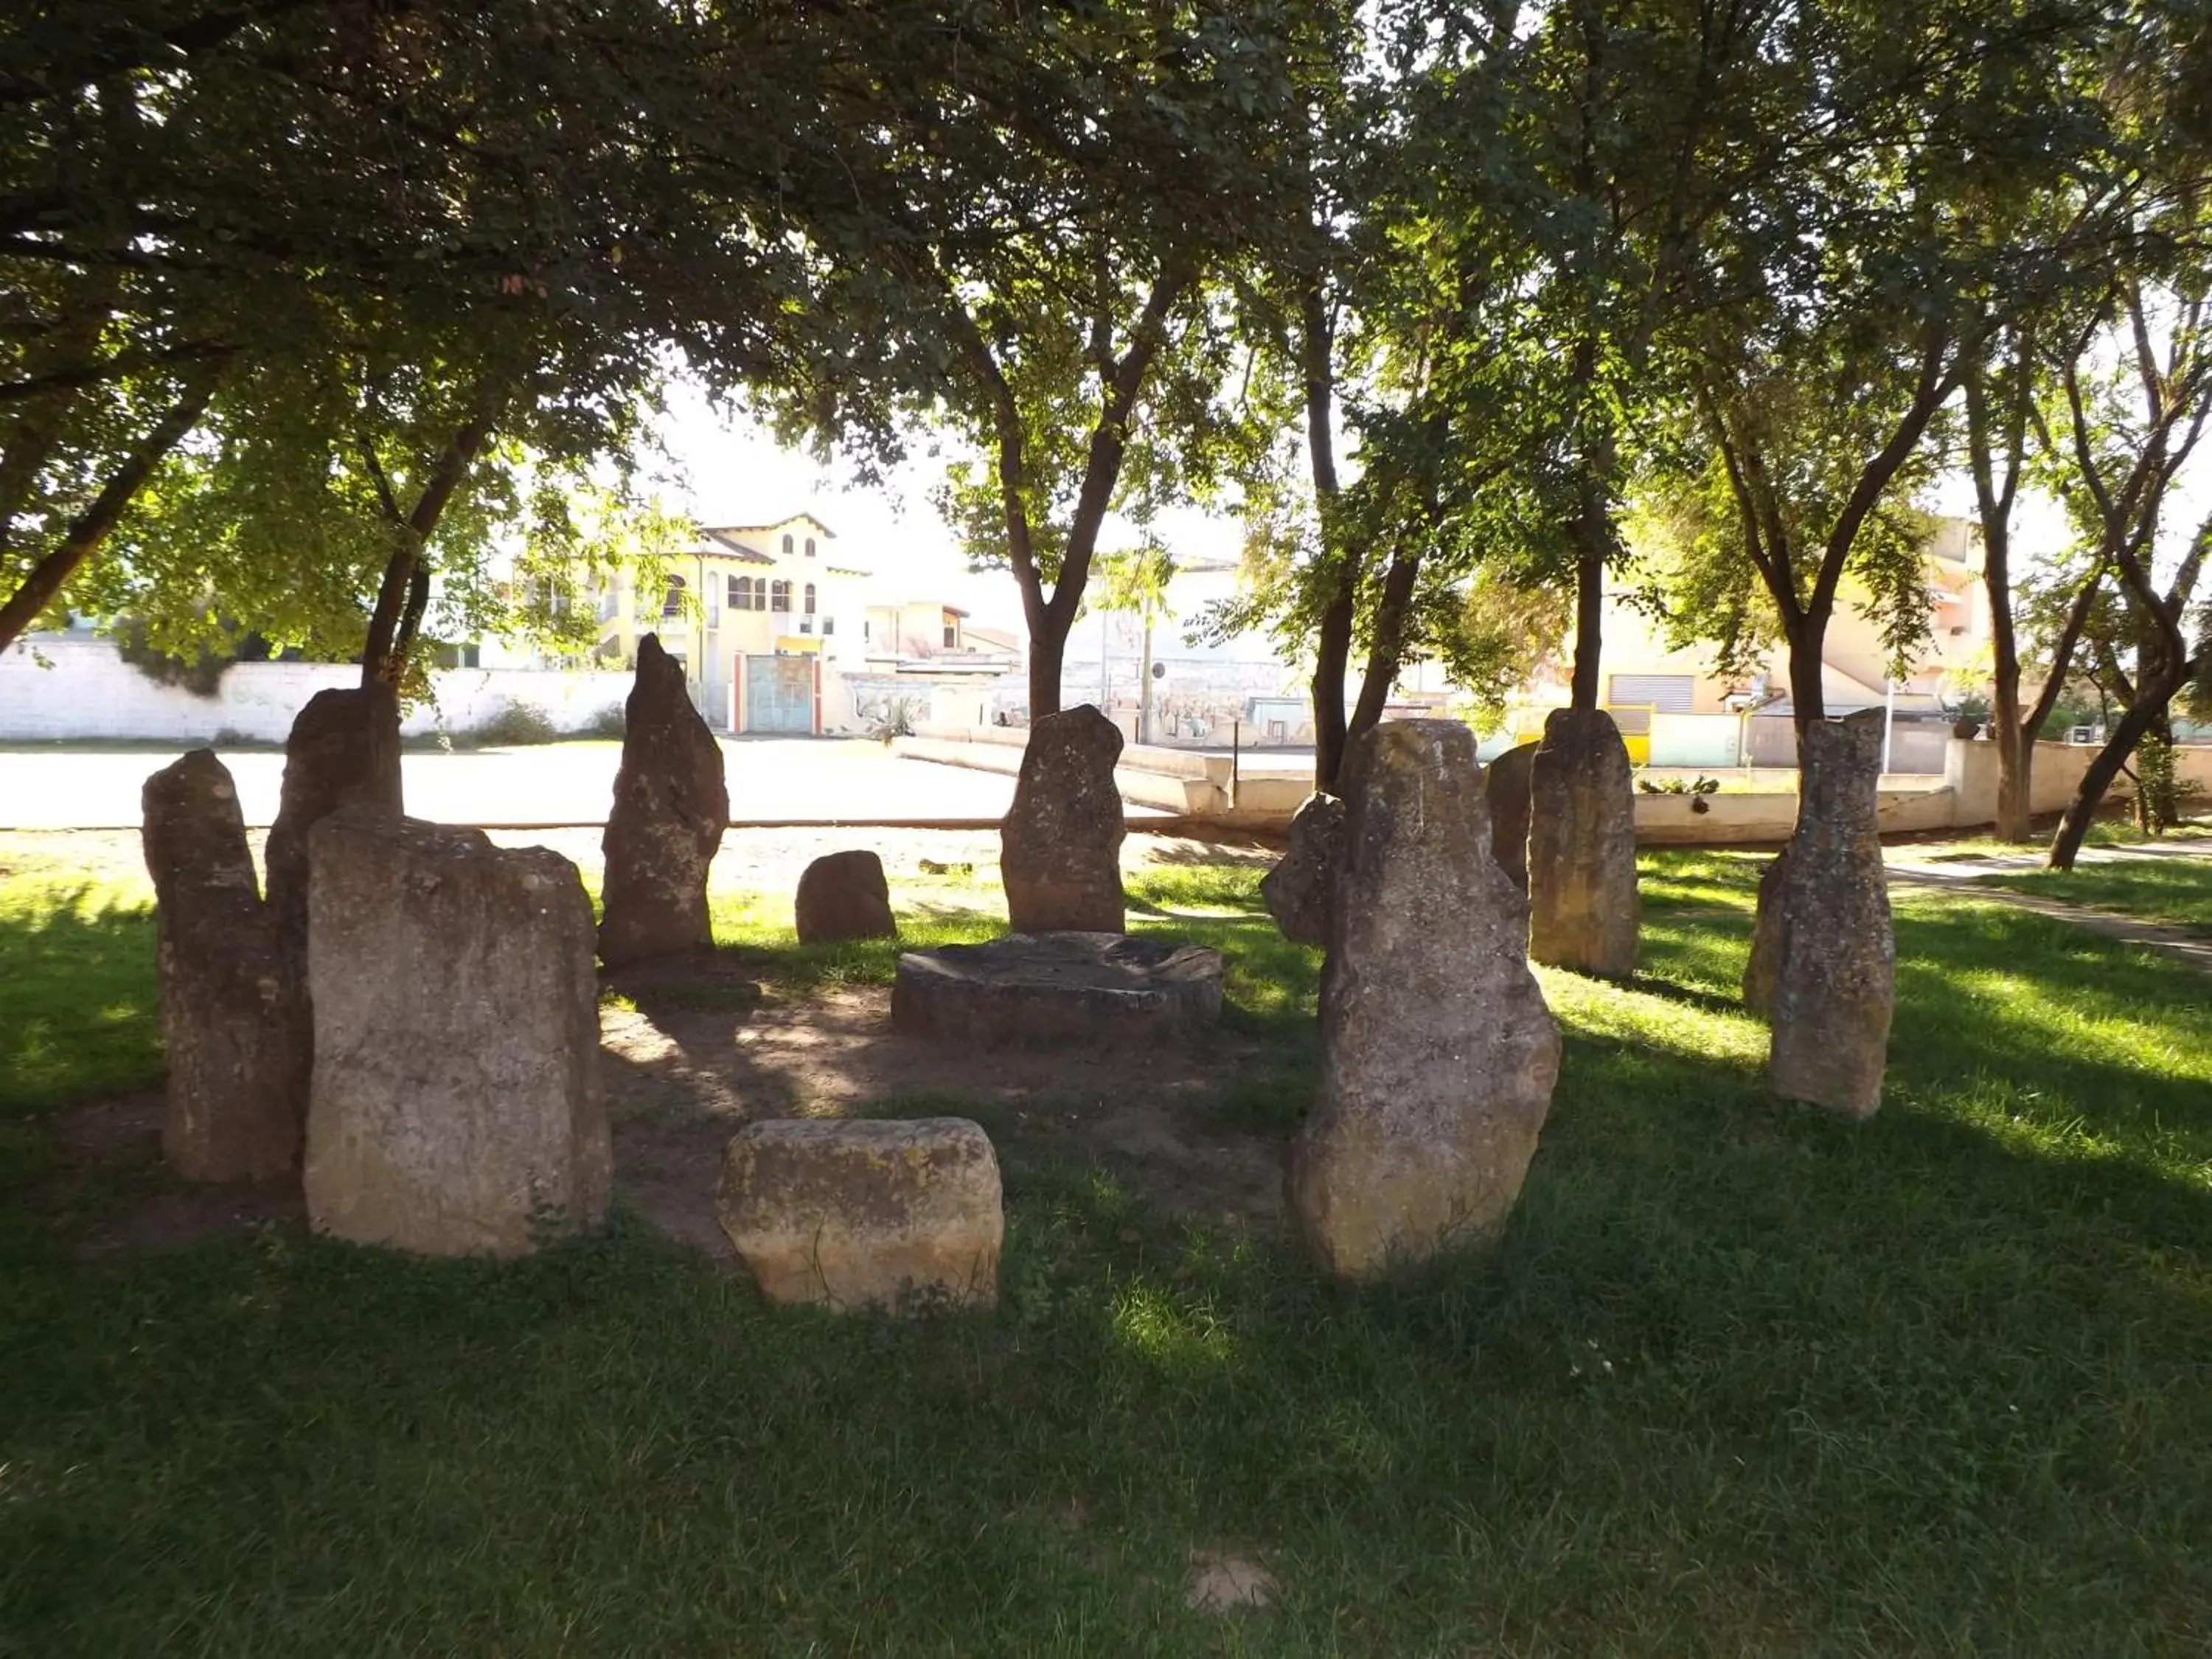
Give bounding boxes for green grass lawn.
[1975,854,2212,933]
[4,846,2211,1655]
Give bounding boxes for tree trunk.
[1570,528,1605,711]
[1992,715,2034,843]
[1345,549,1422,757]
[1028,619,1069,723]
[2046,680,2188,868]
[1786,624,1828,740]
[1565,402,1615,712]
[1312,574,1354,793]
[1299,279,1353,793]
[0,367,220,652]
[359,407,498,687]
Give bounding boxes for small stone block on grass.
[794,849,897,943]
[715,1117,1004,1313]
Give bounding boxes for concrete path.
[0,737,1022,830]
[1884,840,2212,975]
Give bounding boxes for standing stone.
[302,808,609,1256]
[1261,792,1345,945]
[716,1118,1004,1312]
[1484,740,1539,890]
[264,684,403,992]
[600,633,728,967]
[1287,720,1562,1281]
[1001,703,1124,933]
[1528,708,1640,978]
[795,849,897,943]
[1745,710,1893,1117]
[141,749,310,1182]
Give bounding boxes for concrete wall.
[896,723,1311,824]
[895,723,2212,841]
[1,637,631,743]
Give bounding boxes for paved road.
[0,737,1020,830]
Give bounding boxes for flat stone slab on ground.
[715,1116,1002,1312]
[891,931,1223,1046]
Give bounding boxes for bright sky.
[652,378,1246,636]
[654,372,2210,654]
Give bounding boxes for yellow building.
[594,514,870,733]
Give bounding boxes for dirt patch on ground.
[20,823,1296,1259]
[601,980,1293,1259]
[37,975,1298,1262]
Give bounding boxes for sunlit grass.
[0,867,163,1115]
[1975,855,2212,931]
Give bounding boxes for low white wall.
[0,637,631,743]
[895,723,2212,840]
[897,723,1312,820]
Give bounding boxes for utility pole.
[1138,611,1155,746]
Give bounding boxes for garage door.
[744,655,815,733]
[1607,673,1696,712]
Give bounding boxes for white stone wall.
[0,637,632,743]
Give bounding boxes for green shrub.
[465,702,560,747]
[571,703,627,740]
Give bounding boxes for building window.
[730,574,768,611]
[782,533,794,554]
[821,616,835,637]
[862,619,870,642]
[661,574,686,619]
[803,582,816,616]
[805,537,816,557]
[799,617,814,635]
[942,619,959,649]
[771,580,791,613]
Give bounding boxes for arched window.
[661,573,686,618]
[782,534,794,554]
[728,574,760,611]
[770,579,792,613]
[805,537,817,557]
[803,582,816,616]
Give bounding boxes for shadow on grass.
[4,1011,2210,1655]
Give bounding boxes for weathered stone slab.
[1001,704,1125,933]
[1528,708,1640,978]
[1288,719,1561,1281]
[795,849,897,944]
[302,808,609,1256]
[1746,709,1893,1116]
[141,749,309,1182]
[600,633,728,967]
[264,684,402,992]
[716,1117,1003,1312]
[892,932,1222,1046]
[1261,792,1344,945]
[1485,740,1539,890]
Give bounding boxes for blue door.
[745,655,815,733]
